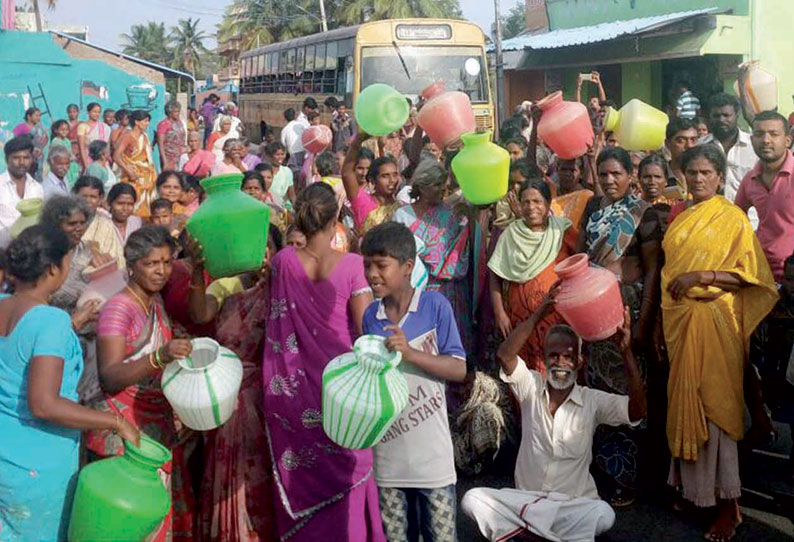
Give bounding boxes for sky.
[42,0,521,51]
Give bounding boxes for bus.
[239,19,494,141]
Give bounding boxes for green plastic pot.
[68,435,171,542]
[355,84,410,137]
[451,131,509,205]
[186,173,271,278]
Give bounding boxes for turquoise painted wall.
[545,0,749,30]
[0,31,165,173]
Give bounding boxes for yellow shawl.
[662,196,777,461]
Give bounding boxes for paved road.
[455,423,794,541]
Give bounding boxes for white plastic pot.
[161,337,243,431]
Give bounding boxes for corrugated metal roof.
[497,7,720,52]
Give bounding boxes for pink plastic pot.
[553,254,623,341]
[301,125,333,155]
[77,260,127,309]
[417,82,476,149]
[536,91,594,160]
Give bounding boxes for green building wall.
[0,32,166,173]
[545,0,749,29]
[751,0,793,115]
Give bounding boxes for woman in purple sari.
[263,183,384,541]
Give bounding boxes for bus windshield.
[361,45,488,103]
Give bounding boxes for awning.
[498,7,720,52]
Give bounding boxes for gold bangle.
[712,271,717,285]
[147,352,158,370]
[113,412,122,433]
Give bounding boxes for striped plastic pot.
[161,337,243,431]
[322,334,409,450]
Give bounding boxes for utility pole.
[319,0,328,32]
[493,0,506,133]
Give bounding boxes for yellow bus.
[239,19,494,141]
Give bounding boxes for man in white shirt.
[280,107,308,178]
[41,145,71,201]
[462,298,646,542]
[0,137,44,248]
[700,93,758,226]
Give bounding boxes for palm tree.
[31,0,56,32]
[170,18,210,74]
[340,0,461,24]
[121,22,169,66]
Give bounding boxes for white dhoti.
[462,487,615,542]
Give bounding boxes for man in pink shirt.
[735,111,794,281]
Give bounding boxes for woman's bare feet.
[704,499,742,542]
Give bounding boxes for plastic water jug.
[604,99,669,151]
[68,434,171,542]
[322,334,409,449]
[301,124,333,155]
[161,337,243,431]
[9,197,42,239]
[735,60,777,121]
[76,260,127,309]
[553,253,624,341]
[536,91,594,159]
[451,131,509,205]
[186,174,271,278]
[355,84,410,137]
[417,81,476,149]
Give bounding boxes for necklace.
[16,292,49,305]
[125,285,150,313]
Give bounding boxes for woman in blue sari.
[0,226,138,542]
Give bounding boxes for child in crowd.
[84,140,117,193]
[360,221,466,542]
[150,198,180,238]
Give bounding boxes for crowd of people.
[0,76,793,542]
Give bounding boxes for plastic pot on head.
[355,84,410,137]
[451,131,509,205]
[553,253,624,342]
[603,99,669,151]
[735,60,777,122]
[536,91,594,160]
[417,81,476,149]
[302,124,333,154]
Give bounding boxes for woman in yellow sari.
[114,110,157,218]
[662,145,778,542]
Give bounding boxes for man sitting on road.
[462,294,646,542]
